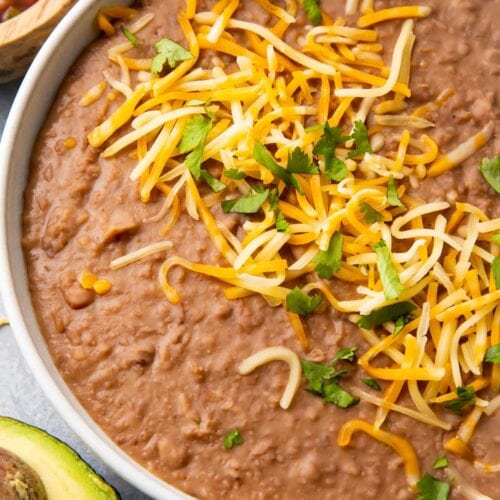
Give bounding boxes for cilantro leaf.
[347,120,372,159]
[186,148,204,179]
[432,456,449,470]
[276,210,290,233]
[387,175,405,207]
[363,378,381,391]
[254,142,303,194]
[302,0,322,26]
[492,257,500,289]
[179,116,212,179]
[313,124,350,182]
[331,346,358,364]
[445,386,475,415]
[301,359,338,393]
[286,287,322,315]
[323,382,359,408]
[223,429,243,449]
[287,147,319,174]
[221,189,269,214]
[200,170,226,193]
[479,156,500,194]
[179,116,211,154]
[357,302,417,330]
[267,187,280,211]
[373,239,404,300]
[313,232,343,279]
[359,201,382,224]
[492,233,500,244]
[326,157,349,182]
[313,124,347,153]
[223,168,245,180]
[302,359,358,409]
[416,474,450,500]
[485,343,500,363]
[393,313,414,335]
[151,38,193,75]
[121,26,138,47]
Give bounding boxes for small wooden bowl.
[0,0,75,83]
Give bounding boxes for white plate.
[0,1,189,498]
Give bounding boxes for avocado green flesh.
[0,417,119,500]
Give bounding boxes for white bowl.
[0,1,188,498]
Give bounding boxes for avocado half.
[0,417,119,499]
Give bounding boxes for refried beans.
[22,0,499,498]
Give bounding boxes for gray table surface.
[0,79,149,500]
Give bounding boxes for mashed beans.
[22,0,499,498]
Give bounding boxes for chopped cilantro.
[432,456,449,470]
[359,201,382,224]
[493,257,500,289]
[492,233,500,244]
[444,386,475,415]
[221,189,269,214]
[479,156,500,194]
[223,168,245,180]
[347,120,372,159]
[276,210,290,233]
[121,26,138,47]
[362,378,381,391]
[387,175,405,207]
[254,142,303,194]
[200,170,226,193]
[179,115,211,154]
[186,147,205,179]
[314,123,349,150]
[179,116,212,179]
[313,231,343,279]
[373,240,404,300]
[301,359,339,393]
[323,382,358,408]
[223,429,243,449]
[151,38,193,75]
[331,346,358,364]
[302,0,322,26]
[485,343,500,363]
[416,473,450,500]
[313,123,350,182]
[286,287,322,315]
[326,157,350,182]
[301,359,358,409]
[357,302,417,330]
[287,147,319,174]
[393,312,414,335]
[267,187,280,211]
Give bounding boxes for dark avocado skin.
[0,448,47,500]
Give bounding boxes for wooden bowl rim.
[0,0,75,46]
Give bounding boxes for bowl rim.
[0,1,189,498]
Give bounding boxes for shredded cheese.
[238,347,302,409]
[338,419,420,488]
